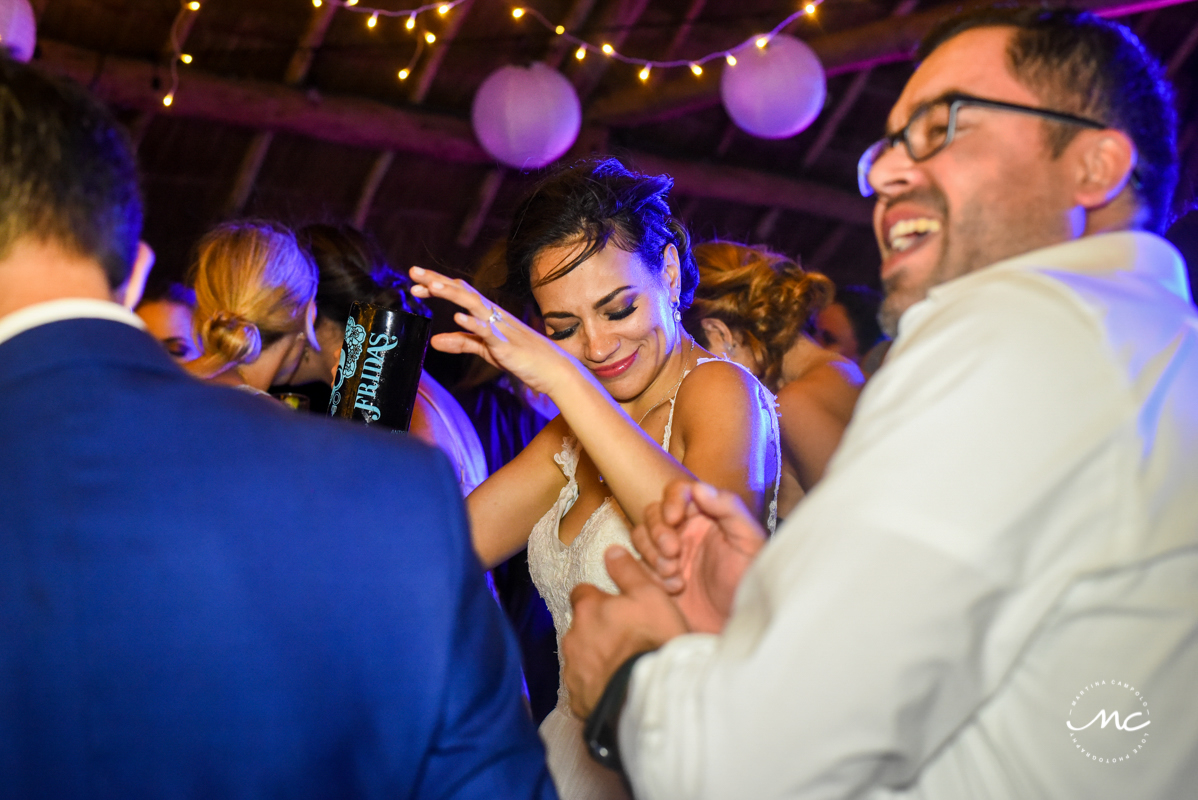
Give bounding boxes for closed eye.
[547,325,576,341]
[607,304,636,321]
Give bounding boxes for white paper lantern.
[471,62,581,170]
[720,34,826,140]
[0,0,35,63]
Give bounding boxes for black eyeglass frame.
[857,93,1111,198]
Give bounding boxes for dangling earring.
[672,301,681,323]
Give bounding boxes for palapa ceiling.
[28,0,1198,335]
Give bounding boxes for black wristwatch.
[584,650,654,774]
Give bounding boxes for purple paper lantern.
[0,0,35,62]
[471,62,581,170]
[720,34,826,140]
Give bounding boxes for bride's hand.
[408,266,576,396]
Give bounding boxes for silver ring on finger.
[487,307,502,325]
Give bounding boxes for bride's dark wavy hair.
[503,157,699,309]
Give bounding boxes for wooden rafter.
[224,2,338,215]
[410,0,474,105]
[544,0,601,70]
[35,39,872,225]
[660,0,707,64]
[352,151,396,230]
[585,0,1198,127]
[127,1,204,149]
[456,168,506,248]
[568,0,652,101]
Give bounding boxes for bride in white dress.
[410,158,779,800]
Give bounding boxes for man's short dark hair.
[0,56,142,287]
[920,7,1178,234]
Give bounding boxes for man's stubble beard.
[876,185,1053,338]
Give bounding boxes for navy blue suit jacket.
[0,317,556,800]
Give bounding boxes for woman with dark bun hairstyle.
[409,158,780,800]
[685,242,863,515]
[287,223,487,495]
[187,221,319,398]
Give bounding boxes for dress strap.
[553,436,582,483]
[688,358,782,535]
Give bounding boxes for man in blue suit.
[0,56,555,799]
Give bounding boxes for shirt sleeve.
[619,272,1135,800]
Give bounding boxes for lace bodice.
[525,358,780,713]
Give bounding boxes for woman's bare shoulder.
[778,355,862,420]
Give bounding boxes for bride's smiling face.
[531,240,681,404]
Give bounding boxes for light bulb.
[367,12,378,28]
[439,4,451,14]
[162,93,174,107]
[406,14,416,30]
[690,63,702,76]
[638,65,651,81]
[398,68,411,80]
[804,3,816,13]
[755,36,769,49]
[312,0,321,6]
[180,53,193,64]
[425,31,436,43]
[555,25,565,34]
[601,43,613,55]
[575,46,586,60]
[345,0,357,5]
[186,1,199,10]
[725,53,737,66]
[511,7,524,18]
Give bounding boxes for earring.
[672,300,681,323]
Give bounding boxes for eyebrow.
[542,285,635,320]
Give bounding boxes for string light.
[162,93,174,107]
[180,53,193,63]
[186,1,199,10]
[335,0,824,85]
[312,0,321,6]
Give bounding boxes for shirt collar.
[923,231,1191,306]
[0,298,147,348]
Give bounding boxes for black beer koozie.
[328,301,431,432]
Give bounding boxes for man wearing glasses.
[562,7,1198,799]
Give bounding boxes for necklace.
[636,334,696,427]
[597,335,694,485]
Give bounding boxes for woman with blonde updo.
[684,241,863,515]
[187,221,318,397]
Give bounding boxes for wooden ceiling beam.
[410,0,474,105]
[569,0,652,101]
[544,0,601,70]
[225,2,338,215]
[586,0,1198,127]
[35,39,873,225]
[352,151,396,230]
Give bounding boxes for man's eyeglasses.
[856,93,1109,197]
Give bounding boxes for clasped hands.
[561,480,768,718]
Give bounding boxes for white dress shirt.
[0,298,145,347]
[620,232,1198,799]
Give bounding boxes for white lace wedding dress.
[526,359,779,800]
